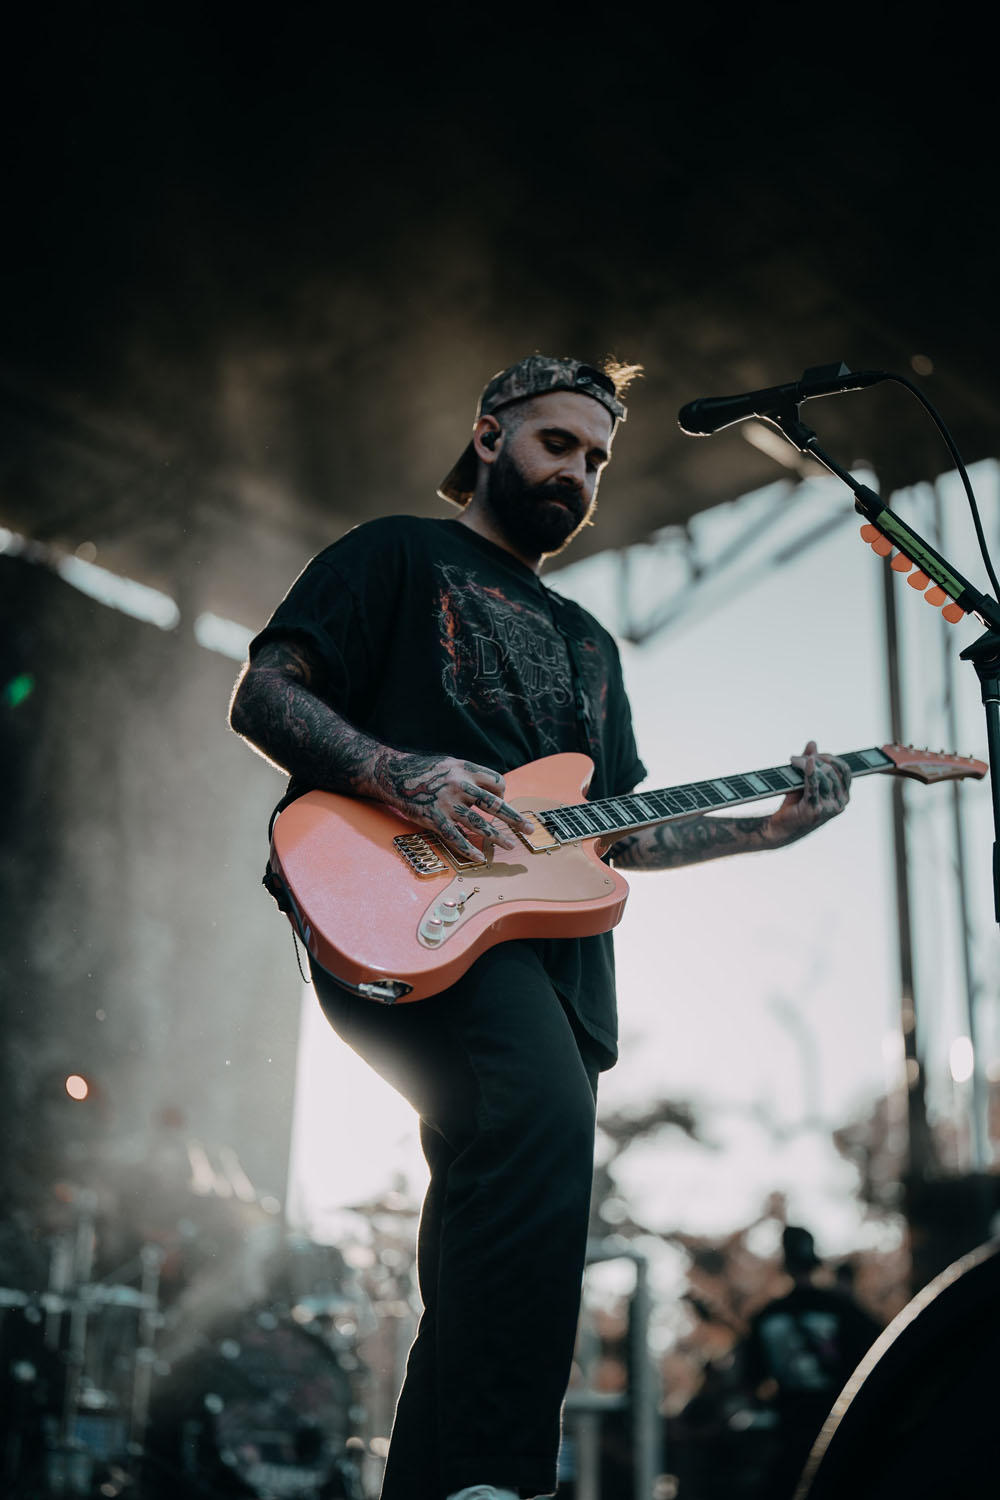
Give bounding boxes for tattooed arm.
[229,639,532,861]
[609,742,852,871]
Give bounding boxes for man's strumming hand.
[371,750,534,862]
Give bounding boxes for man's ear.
[473,417,502,460]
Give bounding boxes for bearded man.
[229,355,850,1500]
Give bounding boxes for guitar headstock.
[881,744,988,783]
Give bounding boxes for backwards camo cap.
[438,354,628,507]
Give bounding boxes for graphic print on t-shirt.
[435,563,577,751]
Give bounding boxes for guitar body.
[269,753,631,1003]
[267,740,984,1004]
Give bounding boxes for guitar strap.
[268,788,301,841]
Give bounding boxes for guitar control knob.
[438,900,462,925]
[420,916,445,946]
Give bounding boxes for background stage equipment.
[795,1238,1000,1499]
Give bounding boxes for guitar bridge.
[393,833,450,877]
[393,832,487,876]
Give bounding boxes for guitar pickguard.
[415,796,616,947]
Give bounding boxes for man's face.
[483,391,614,561]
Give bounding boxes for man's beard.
[484,448,595,559]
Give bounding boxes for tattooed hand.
[762,740,852,847]
[371,750,534,862]
[230,642,532,860]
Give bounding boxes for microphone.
[677,363,889,437]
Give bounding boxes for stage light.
[55,554,180,630]
[65,1074,90,1100]
[194,611,254,661]
[2,673,34,708]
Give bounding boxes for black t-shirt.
[745,1283,881,1410]
[250,515,647,1065]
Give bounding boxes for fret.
[668,787,698,812]
[726,774,755,799]
[710,778,739,801]
[554,808,590,838]
[538,748,904,845]
[759,766,800,793]
[847,747,893,771]
[662,793,690,816]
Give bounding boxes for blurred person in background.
[743,1225,882,1498]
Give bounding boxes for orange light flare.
[65,1074,89,1101]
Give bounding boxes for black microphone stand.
[762,401,1000,926]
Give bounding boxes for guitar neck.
[540,747,896,844]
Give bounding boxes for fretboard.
[539,747,895,844]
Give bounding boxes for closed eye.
[540,426,609,471]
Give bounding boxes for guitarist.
[229,354,852,1500]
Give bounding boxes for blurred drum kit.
[0,1188,368,1499]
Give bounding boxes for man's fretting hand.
[763,740,852,847]
[372,750,534,862]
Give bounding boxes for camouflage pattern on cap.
[438,354,627,507]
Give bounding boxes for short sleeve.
[247,519,407,719]
[248,556,364,708]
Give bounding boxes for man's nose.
[555,456,586,490]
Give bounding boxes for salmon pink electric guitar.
[266,744,986,1004]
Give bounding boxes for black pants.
[311,940,602,1500]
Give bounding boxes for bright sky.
[286,458,999,1294]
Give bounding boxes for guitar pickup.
[517,823,560,852]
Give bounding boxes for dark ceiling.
[2,11,997,628]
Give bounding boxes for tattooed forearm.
[229,640,526,859]
[609,748,851,871]
[230,639,400,795]
[230,662,385,795]
[609,814,777,871]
